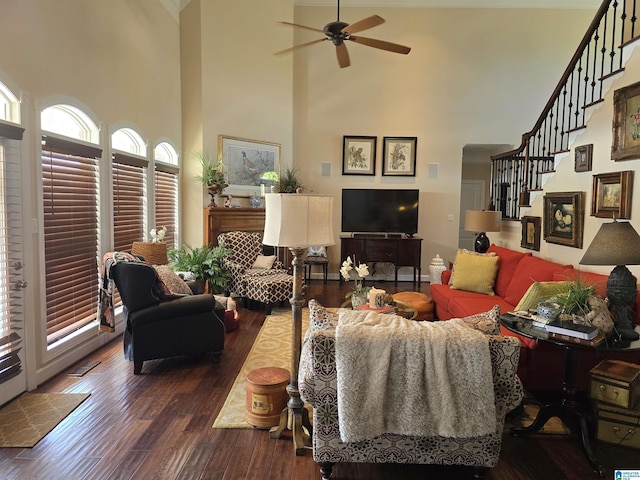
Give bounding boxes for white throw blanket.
[335,310,496,443]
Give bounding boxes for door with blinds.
[0,127,27,405]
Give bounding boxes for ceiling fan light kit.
[275,1,411,68]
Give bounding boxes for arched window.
[0,82,20,124]
[111,127,148,253]
[40,104,101,347]
[154,142,179,249]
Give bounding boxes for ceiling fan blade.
[342,15,385,35]
[274,38,326,55]
[336,43,350,68]
[349,35,411,55]
[278,21,325,34]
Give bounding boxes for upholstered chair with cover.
[218,231,294,314]
[111,262,226,374]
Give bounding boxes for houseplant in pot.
[196,153,228,207]
[275,166,303,193]
[168,243,232,294]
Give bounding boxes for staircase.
[490,0,640,219]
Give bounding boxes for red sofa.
[430,244,640,393]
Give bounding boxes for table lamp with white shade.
[263,193,335,455]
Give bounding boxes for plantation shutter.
[42,136,101,346]
[155,163,179,249]
[112,153,147,252]
[0,123,25,385]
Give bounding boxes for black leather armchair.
[111,262,225,374]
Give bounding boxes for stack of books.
[545,319,604,347]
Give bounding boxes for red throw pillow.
[504,255,573,306]
[486,244,531,298]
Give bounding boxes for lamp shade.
[580,220,640,266]
[464,210,502,233]
[263,194,335,248]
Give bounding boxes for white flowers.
[150,226,167,243]
[340,256,369,281]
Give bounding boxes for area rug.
[0,392,91,447]
[213,307,310,429]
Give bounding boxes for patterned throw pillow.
[457,305,501,335]
[252,255,277,269]
[153,265,193,296]
[308,299,338,331]
[306,246,327,257]
[450,251,500,295]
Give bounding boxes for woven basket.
[131,242,168,265]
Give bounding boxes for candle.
[260,184,265,197]
[369,288,386,309]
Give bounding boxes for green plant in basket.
[168,243,232,294]
[553,278,596,318]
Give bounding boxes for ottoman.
[392,291,434,321]
[244,272,293,314]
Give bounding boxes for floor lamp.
[262,193,335,455]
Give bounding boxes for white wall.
[289,6,596,275]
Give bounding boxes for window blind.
[112,153,147,252]
[42,136,101,346]
[0,132,24,385]
[155,163,178,249]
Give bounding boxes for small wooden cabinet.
[340,235,422,285]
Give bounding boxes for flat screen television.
[341,188,419,236]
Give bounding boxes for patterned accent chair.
[304,246,329,284]
[218,231,293,314]
[299,300,524,480]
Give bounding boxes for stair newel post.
[519,139,530,208]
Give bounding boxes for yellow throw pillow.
[448,249,496,285]
[450,252,499,295]
[514,281,568,312]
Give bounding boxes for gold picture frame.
[218,135,280,196]
[612,80,640,161]
[543,191,585,249]
[520,216,541,251]
[591,170,633,219]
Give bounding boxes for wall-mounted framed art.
[342,136,377,175]
[612,80,640,161]
[543,191,585,248]
[520,216,541,251]
[382,136,417,176]
[218,135,280,196]
[591,170,633,218]
[574,144,593,172]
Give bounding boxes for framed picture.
[612,80,640,161]
[520,216,541,251]
[382,137,417,176]
[574,144,593,172]
[591,170,633,218]
[218,135,280,195]
[342,136,377,175]
[543,191,585,249]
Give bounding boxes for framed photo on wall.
[218,135,280,196]
[520,216,541,251]
[543,191,585,248]
[591,170,633,218]
[342,136,377,175]
[382,137,417,176]
[574,144,593,172]
[612,80,640,161]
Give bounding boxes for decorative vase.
[249,193,261,208]
[428,254,446,285]
[207,184,226,208]
[351,293,367,309]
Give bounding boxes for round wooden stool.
[245,367,290,428]
[392,292,434,321]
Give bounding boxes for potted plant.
[552,278,596,320]
[168,243,232,294]
[275,166,303,193]
[196,153,228,207]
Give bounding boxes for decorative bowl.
[537,301,561,321]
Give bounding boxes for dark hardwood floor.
[1,280,638,479]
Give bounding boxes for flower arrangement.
[340,256,371,305]
[149,226,167,243]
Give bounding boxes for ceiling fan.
[274,0,411,68]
